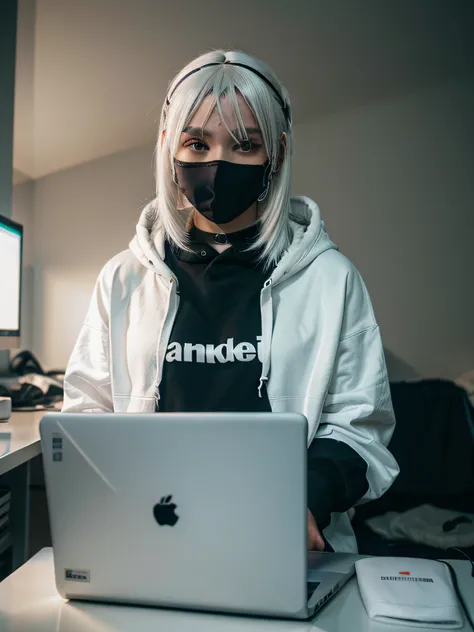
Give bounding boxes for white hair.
[152,49,294,268]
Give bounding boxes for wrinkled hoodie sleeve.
[308,264,399,528]
[62,263,113,413]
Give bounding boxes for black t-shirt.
[158,224,369,535]
[159,225,272,413]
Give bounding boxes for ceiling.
[13,0,474,181]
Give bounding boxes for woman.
[62,50,399,553]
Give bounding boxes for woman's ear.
[276,132,287,172]
[161,130,166,147]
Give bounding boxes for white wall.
[31,75,474,379]
[0,0,17,219]
[292,74,474,380]
[13,0,35,181]
[33,143,155,368]
[12,179,35,353]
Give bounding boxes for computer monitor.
[0,215,23,350]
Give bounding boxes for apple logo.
[153,495,179,526]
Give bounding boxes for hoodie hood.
[271,196,337,286]
[129,203,173,283]
[129,196,337,284]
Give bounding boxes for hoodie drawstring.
[258,279,273,398]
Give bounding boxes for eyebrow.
[182,126,262,139]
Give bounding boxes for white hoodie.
[63,196,399,552]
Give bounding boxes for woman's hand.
[308,509,325,551]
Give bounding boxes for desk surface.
[0,549,473,632]
[0,409,56,476]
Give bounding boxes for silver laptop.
[40,412,357,620]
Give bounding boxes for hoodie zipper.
[258,278,273,399]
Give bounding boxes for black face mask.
[174,159,271,225]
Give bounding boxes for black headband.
[165,61,291,125]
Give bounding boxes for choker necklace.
[213,232,228,245]
[191,222,259,246]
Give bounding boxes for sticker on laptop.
[52,433,63,462]
[52,433,63,448]
[65,569,90,582]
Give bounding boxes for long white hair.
[152,49,294,268]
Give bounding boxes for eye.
[236,140,262,153]
[185,139,208,152]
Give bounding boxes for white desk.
[0,548,473,632]
[0,411,45,475]
[0,410,52,570]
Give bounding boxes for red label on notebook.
[399,572,411,575]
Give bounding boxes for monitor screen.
[0,215,23,340]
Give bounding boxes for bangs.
[166,64,284,176]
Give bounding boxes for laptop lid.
[41,412,308,618]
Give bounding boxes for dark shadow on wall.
[384,348,421,382]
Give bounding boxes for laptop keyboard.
[307,581,321,602]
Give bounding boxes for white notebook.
[355,556,464,629]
